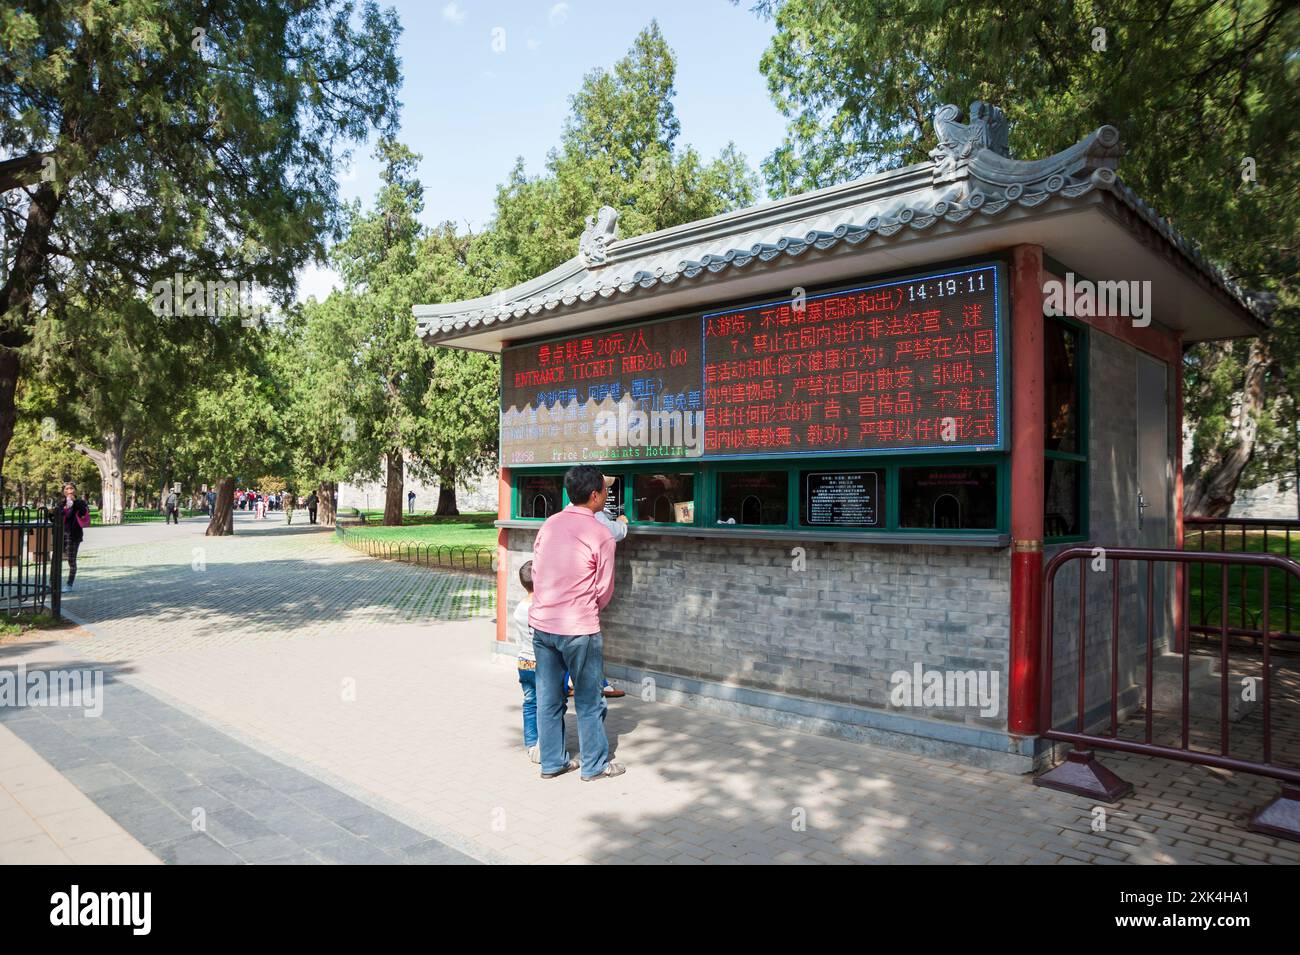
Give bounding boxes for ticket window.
[633,473,696,524]
[717,471,788,526]
[517,475,563,519]
[897,465,998,529]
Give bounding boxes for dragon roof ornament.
[578,205,620,268]
[930,101,1010,184]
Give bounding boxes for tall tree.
[175,353,289,535]
[410,225,499,516]
[0,0,402,480]
[280,295,371,523]
[476,21,759,286]
[747,0,1298,514]
[31,292,227,523]
[2,381,97,507]
[329,140,431,525]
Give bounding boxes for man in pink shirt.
[529,465,626,781]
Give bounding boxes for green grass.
[0,612,67,638]
[340,512,497,548]
[1184,530,1300,634]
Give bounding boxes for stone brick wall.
[336,466,497,514]
[505,529,1011,731]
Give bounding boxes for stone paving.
[0,715,159,864]
[2,511,1298,864]
[61,514,492,658]
[0,662,476,864]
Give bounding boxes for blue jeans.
[533,629,609,778]
[518,666,538,748]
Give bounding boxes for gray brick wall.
[505,530,1011,730]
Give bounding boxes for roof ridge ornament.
[930,101,1010,184]
[578,205,620,268]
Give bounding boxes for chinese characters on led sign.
[500,263,1002,466]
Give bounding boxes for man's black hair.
[564,465,604,508]
[519,559,533,592]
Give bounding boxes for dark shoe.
[602,685,625,698]
[581,762,625,782]
[540,758,579,780]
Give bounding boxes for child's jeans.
[518,661,538,748]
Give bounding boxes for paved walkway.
[2,512,1298,864]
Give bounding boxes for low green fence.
[88,508,204,525]
[334,524,496,575]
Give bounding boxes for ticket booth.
[415,103,1264,771]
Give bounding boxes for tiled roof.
[414,104,1265,343]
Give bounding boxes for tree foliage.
[0,0,403,475]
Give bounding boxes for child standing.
[514,561,541,762]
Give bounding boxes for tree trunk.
[1184,341,1268,517]
[383,450,404,525]
[206,477,235,535]
[73,431,127,524]
[435,466,459,516]
[0,349,19,483]
[317,480,337,526]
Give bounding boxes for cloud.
[549,3,569,27]
[442,2,467,25]
[526,37,541,50]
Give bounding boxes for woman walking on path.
[55,482,89,591]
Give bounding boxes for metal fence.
[334,525,495,574]
[1037,545,1300,841]
[89,508,203,525]
[1186,516,1300,644]
[0,506,62,618]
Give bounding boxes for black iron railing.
[0,506,62,618]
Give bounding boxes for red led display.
[500,263,1003,466]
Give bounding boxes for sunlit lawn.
[1185,530,1300,634]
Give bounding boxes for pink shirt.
[528,505,616,635]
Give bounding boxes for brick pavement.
[1,512,1297,864]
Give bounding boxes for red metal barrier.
[1035,545,1300,842]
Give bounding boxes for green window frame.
[512,471,567,520]
[512,455,1009,534]
[1043,314,1089,543]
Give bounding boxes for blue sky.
[298,0,788,300]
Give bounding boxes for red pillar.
[496,338,513,644]
[1008,245,1045,735]
[495,465,511,643]
[1173,333,1186,650]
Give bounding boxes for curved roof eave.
[415,109,1266,347]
